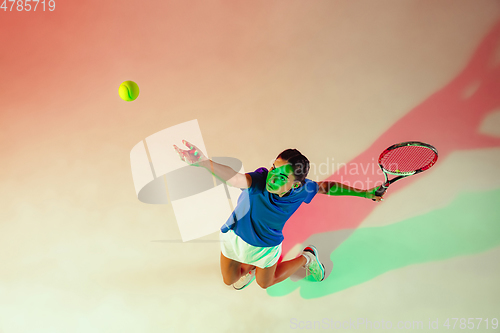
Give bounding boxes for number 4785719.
[1,0,56,11]
[443,318,498,330]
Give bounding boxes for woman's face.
[266,158,300,197]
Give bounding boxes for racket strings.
[380,146,436,173]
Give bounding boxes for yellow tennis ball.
[119,80,140,101]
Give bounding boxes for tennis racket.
[373,141,438,200]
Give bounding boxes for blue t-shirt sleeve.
[247,167,268,193]
[303,179,319,204]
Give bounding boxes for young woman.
[174,140,383,290]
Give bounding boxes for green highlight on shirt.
[267,187,500,299]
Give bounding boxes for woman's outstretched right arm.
[173,139,252,189]
[198,159,252,189]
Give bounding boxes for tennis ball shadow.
[268,188,500,299]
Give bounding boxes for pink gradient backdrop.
[1,1,499,332]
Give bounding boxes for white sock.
[302,253,311,267]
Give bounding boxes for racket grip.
[372,185,388,201]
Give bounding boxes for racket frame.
[374,141,438,198]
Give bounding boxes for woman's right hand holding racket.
[173,140,208,167]
[366,187,385,202]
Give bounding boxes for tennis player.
[174,140,383,290]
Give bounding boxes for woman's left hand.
[173,140,208,167]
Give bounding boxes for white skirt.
[219,229,282,269]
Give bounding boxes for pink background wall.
[1,1,499,332]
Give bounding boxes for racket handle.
[372,184,388,201]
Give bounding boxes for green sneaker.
[302,245,325,281]
[233,267,256,290]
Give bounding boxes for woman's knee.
[221,267,240,285]
[256,279,272,289]
[255,267,276,289]
[222,275,235,286]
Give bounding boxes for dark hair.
[276,149,310,185]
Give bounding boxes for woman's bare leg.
[239,263,256,276]
[220,252,256,285]
[255,255,307,289]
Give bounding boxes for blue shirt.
[220,167,319,247]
